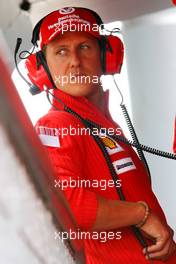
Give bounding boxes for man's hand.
[91,196,176,261]
[140,211,176,261]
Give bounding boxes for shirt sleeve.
[35,111,98,231]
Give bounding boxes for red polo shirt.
[35,88,176,264]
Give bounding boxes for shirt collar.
[51,88,114,125]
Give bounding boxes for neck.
[86,85,105,115]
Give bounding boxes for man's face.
[45,31,102,97]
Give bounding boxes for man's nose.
[70,50,81,68]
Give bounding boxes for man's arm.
[92,196,147,230]
[92,196,176,261]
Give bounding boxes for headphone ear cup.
[25,53,53,92]
[103,35,124,75]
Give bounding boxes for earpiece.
[23,7,124,94]
[25,52,55,94]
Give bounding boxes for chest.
[81,131,149,200]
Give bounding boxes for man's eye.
[80,44,90,49]
[56,49,67,55]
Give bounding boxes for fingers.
[146,236,170,253]
[139,211,175,261]
[144,239,171,260]
[145,229,170,253]
[143,239,176,261]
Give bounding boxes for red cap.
[37,7,102,49]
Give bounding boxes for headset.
[14,7,176,163]
[16,7,124,95]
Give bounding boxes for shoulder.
[35,109,83,129]
[35,109,87,149]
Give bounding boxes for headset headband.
[23,7,124,94]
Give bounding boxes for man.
[34,7,176,263]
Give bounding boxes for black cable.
[63,105,156,263]
[19,45,35,59]
[14,39,32,87]
[120,104,152,184]
[113,134,176,160]
[82,117,176,160]
[64,106,125,200]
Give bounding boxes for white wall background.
[123,8,176,235]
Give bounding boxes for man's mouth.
[70,72,86,77]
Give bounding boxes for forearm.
[92,196,146,231]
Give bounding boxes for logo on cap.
[59,7,75,15]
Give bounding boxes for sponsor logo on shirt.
[99,134,124,155]
[36,126,60,148]
[113,157,136,175]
